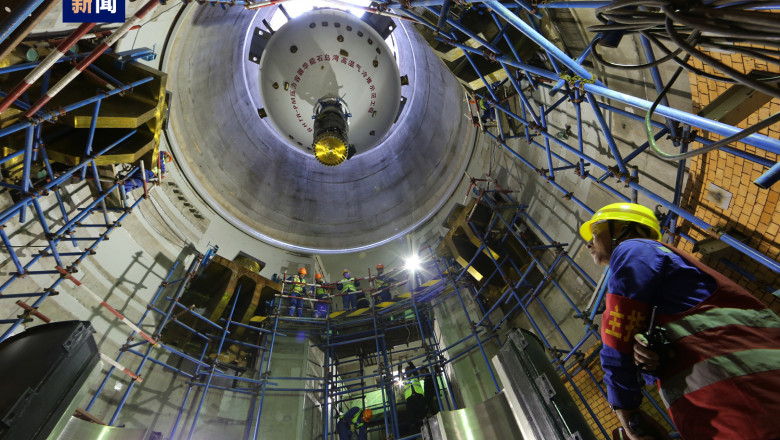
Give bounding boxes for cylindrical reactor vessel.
[258,9,402,166]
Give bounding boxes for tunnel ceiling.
[165,5,476,253]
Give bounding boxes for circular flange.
[258,9,402,155]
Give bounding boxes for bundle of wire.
[587,0,780,160]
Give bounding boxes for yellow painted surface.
[435,37,484,62]
[329,311,346,318]
[466,69,509,93]
[347,307,371,317]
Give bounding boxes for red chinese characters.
[286,53,380,130]
[601,293,649,353]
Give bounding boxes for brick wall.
[677,48,780,313]
[562,346,672,440]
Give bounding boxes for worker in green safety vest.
[312,273,330,318]
[338,270,360,311]
[374,263,395,303]
[402,363,427,434]
[286,267,306,317]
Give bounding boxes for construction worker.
[374,264,395,303]
[286,267,306,317]
[123,166,156,192]
[581,202,780,440]
[477,98,495,123]
[338,270,360,311]
[419,366,439,416]
[312,273,330,318]
[402,363,427,434]
[336,406,372,440]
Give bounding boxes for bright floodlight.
[405,255,421,272]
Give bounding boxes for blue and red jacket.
[600,239,780,439]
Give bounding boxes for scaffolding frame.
[82,243,505,439]
[0,64,156,341]
[379,0,779,277]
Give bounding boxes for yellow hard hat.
[579,203,661,242]
[343,269,350,276]
[298,267,307,275]
[362,408,373,422]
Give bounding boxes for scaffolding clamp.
[705,225,725,239]
[16,300,50,323]
[559,73,596,86]
[623,173,639,188]
[481,49,499,62]
[562,192,573,200]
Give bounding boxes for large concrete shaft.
[166,6,476,252]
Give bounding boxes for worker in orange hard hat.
[374,264,395,303]
[312,273,330,318]
[336,406,371,440]
[286,267,307,317]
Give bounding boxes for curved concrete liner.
[165,6,476,252]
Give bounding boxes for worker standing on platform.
[338,270,360,311]
[374,264,395,303]
[581,203,780,440]
[312,273,330,318]
[286,267,306,318]
[336,406,371,440]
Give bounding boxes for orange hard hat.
[362,408,373,422]
[315,273,322,280]
[298,267,307,275]
[376,264,384,270]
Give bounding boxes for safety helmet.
[376,264,384,270]
[579,203,661,242]
[362,408,373,422]
[298,267,307,275]
[315,273,322,280]
[343,269,350,276]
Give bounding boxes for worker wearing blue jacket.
[581,203,780,440]
[286,267,306,317]
[336,406,371,440]
[312,273,330,318]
